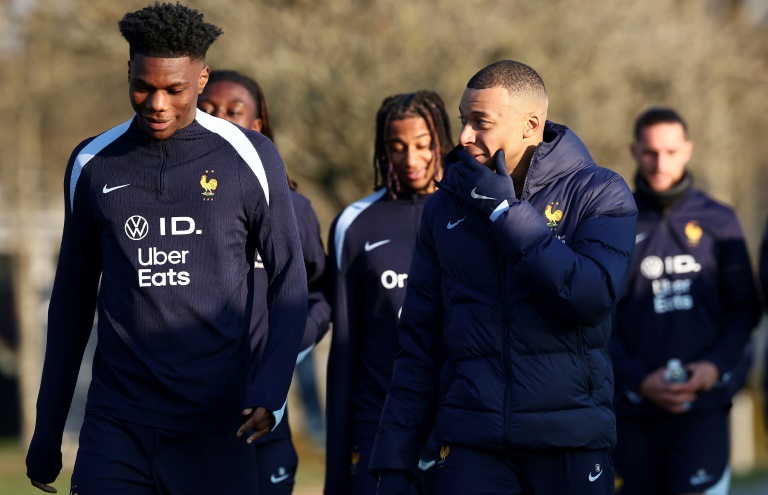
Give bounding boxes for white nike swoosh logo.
[270,473,291,484]
[470,187,496,201]
[364,239,391,252]
[418,459,436,471]
[103,184,131,194]
[635,232,648,244]
[589,471,603,482]
[447,217,466,229]
[690,474,714,485]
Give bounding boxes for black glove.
[377,471,411,495]
[453,149,516,215]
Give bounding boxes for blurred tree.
[2,0,768,445]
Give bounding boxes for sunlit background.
[2,0,768,493]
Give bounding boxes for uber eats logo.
[124,216,203,287]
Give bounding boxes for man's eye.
[458,117,467,126]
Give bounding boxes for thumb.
[492,149,508,176]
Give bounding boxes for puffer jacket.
[369,122,637,473]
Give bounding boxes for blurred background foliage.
[3,0,768,483]
[2,0,768,244]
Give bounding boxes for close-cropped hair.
[119,2,222,60]
[467,60,547,102]
[633,107,689,141]
[373,90,453,197]
[208,70,273,142]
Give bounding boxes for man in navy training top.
[370,60,638,495]
[610,107,760,495]
[25,3,307,494]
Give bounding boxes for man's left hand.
[237,406,275,443]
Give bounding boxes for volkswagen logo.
[125,215,149,240]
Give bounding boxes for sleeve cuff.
[489,200,510,222]
[271,399,287,431]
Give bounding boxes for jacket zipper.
[577,328,594,396]
[157,141,168,197]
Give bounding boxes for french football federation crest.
[201,170,217,201]
[350,447,360,474]
[545,202,564,229]
[438,445,450,465]
[685,220,703,247]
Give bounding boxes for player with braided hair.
[325,90,453,495]
[26,4,307,493]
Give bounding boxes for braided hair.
[373,90,453,197]
[119,2,222,60]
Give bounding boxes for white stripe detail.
[271,399,287,431]
[195,109,270,205]
[296,342,315,365]
[703,465,730,495]
[334,188,387,271]
[70,118,133,212]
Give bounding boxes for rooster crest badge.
[201,170,218,201]
[685,220,703,247]
[544,202,564,229]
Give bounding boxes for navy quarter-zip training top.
[27,110,307,484]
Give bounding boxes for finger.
[492,149,507,176]
[237,418,256,438]
[242,408,253,416]
[246,425,270,444]
[457,150,485,171]
[31,480,57,493]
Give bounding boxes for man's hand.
[237,406,275,444]
[453,149,516,215]
[31,480,57,493]
[639,367,697,414]
[685,360,720,392]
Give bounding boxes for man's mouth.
[143,116,172,131]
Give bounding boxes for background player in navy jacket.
[325,91,453,495]
[198,69,331,495]
[610,107,760,495]
[370,60,637,495]
[25,4,307,494]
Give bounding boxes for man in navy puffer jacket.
[370,60,637,495]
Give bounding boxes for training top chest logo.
[201,170,217,201]
[125,215,149,240]
[685,220,703,247]
[544,202,563,229]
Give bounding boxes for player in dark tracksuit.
[25,6,307,494]
[610,108,760,495]
[199,70,332,495]
[325,91,453,495]
[370,61,637,495]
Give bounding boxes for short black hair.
[373,90,453,197]
[467,60,547,102]
[208,70,273,141]
[633,107,689,141]
[119,2,222,60]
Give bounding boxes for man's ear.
[127,60,131,83]
[198,65,210,94]
[252,118,263,133]
[523,112,542,139]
